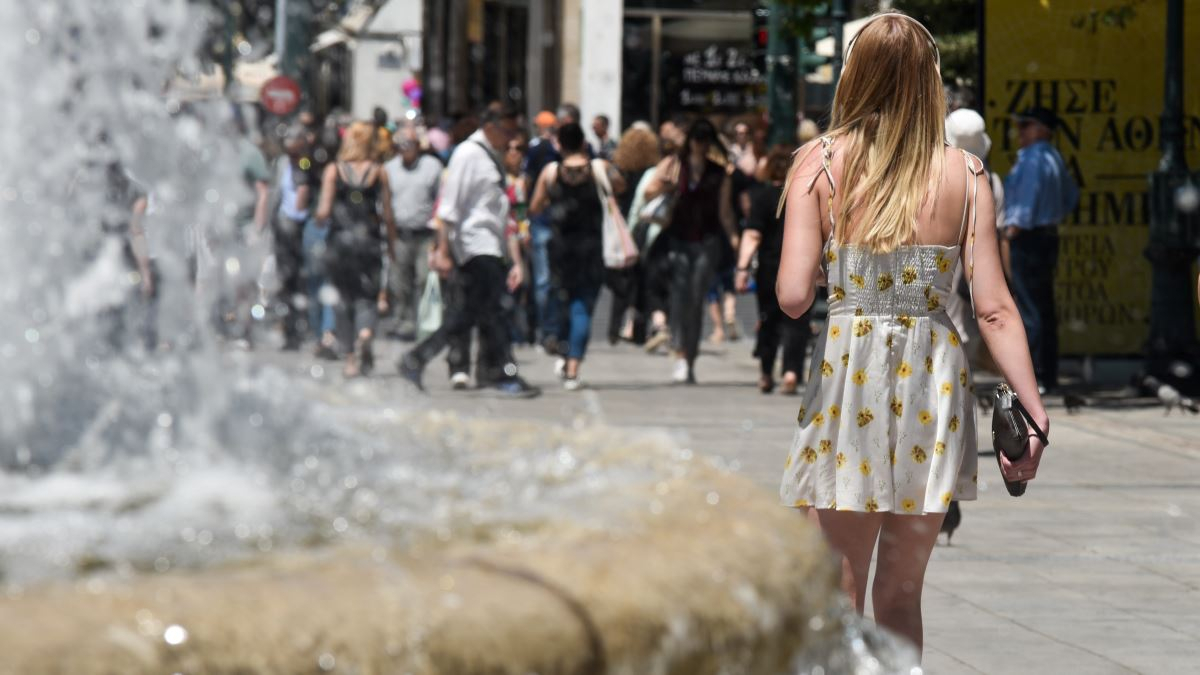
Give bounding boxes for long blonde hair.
[814,12,946,252]
[338,121,376,162]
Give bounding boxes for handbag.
[593,159,638,269]
[990,383,1049,497]
[415,270,443,341]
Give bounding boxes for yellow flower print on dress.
[917,410,933,425]
[927,293,941,312]
[859,460,871,476]
[796,406,807,423]
[853,318,873,337]
[948,331,961,347]
[829,325,842,339]
[792,499,810,507]
[897,314,916,329]
[890,396,904,417]
[835,452,847,469]
[889,448,897,465]
[930,328,939,344]
[896,361,913,378]
[949,415,961,432]
[812,412,826,427]
[901,498,917,513]
[850,273,866,289]
[854,307,864,316]
[925,356,934,374]
[935,252,951,273]
[852,369,868,386]
[960,368,968,386]
[934,441,947,456]
[885,334,895,349]
[877,273,894,292]
[940,381,954,396]
[821,360,834,377]
[941,491,953,507]
[841,353,851,366]
[801,446,818,464]
[826,249,838,263]
[864,497,880,512]
[911,445,928,463]
[829,404,841,419]
[901,266,917,284]
[830,286,845,301]
[819,440,833,455]
[856,408,875,427]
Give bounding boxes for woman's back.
[331,161,382,244]
[806,138,978,250]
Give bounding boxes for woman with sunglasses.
[775,11,1049,655]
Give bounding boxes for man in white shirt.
[382,127,442,338]
[398,104,539,398]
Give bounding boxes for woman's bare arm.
[966,167,1050,480]
[775,147,825,318]
[528,164,554,216]
[643,156,679,200]
[377,167,397,260]
[315,163,337,222]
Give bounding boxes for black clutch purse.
[991,383,1049,497]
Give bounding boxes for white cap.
[945,108,991,159]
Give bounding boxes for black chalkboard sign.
[665,44,766,112]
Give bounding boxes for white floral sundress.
[780,137,979,515]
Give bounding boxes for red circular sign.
[260,75,301,116]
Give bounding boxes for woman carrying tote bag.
[529,122,626,391]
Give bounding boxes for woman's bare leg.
[872,512,945,654]
[814,509,884,613]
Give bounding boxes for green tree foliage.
[892,0,978,88]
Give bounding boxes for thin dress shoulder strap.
[960,148,982,317]
[808,136,837,238]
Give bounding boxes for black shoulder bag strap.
[473,140,508,191]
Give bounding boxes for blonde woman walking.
[775,12,1049,654]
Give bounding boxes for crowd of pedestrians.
[167,97,822,398]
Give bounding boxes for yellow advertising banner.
[985,0,1200,355]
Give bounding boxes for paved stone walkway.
[275,321,1199,674]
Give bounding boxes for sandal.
[780,372,800,396]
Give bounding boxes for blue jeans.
[302,218,336,338]
[559,285,601,360]
[530,217,560,344]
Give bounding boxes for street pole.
[830,0,846,87]
[766,1,796,146]
[275,0,288,73]
[221,1,235,93]
[1145,0,1199,390]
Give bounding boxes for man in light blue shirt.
[1004,106,1079,392]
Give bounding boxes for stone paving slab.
[260,326,1200,674]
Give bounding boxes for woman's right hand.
[998,416,1049,483]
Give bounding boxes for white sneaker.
[563,377,582,392]
[554,358,567,379]
[450,372,471,390]
[672,358,689,383]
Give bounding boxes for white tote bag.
[592,159,638,269]
[415,270,443,341]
